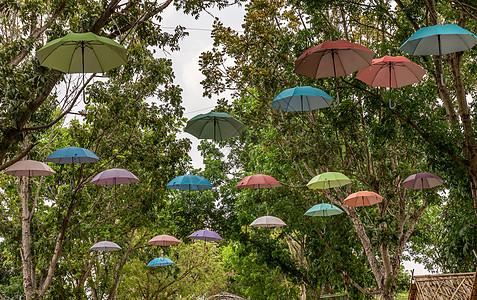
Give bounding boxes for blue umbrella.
[166,174,213,191]
[304,203,343,217]
[399,24,477,56]
[271,86,334,112]
[46,146,99,164]
[147,257,174,267]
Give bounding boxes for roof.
[408,272,477,300]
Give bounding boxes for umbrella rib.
[90,43,106,72]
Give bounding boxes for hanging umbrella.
[250,216,286,227]
[304,203,343,216]
[46,147,99,164]
[344,191,383,207]
[294,40,375,79]
[166,174,213,191]
[147,257,174,267]
[402,172,443,189]
[148,235,181,246]
[236,174,281,189]
[356,56,426,88]
[37,32,127,103]
[4,160,56,177]
[307,172,351,190]
[90,168,139,185]
[188,229,223,242]
[90,241,121,252]
[271,86,334,112]
[399,24,477,56]
[184,111,245,141]
[37,32,127,73]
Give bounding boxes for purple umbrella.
[90,168,139,185]
[402,172,443,189]
[188,229,222,242]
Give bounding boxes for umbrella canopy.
[236,174,281,189]
[90,241,121,252]
[46,147,99,164]
[188,229,223,242]
[184,111,245,141]
[271,86,334,112]
[147,257,174,267]
[4,160,56,177]
[344,191,383,207]
[307,172,351,190]
[166,174,213,191]
[250,216,286,227]
[399,24,477,56]
[37,32,127,73]
[90,168,139,185]
[402,172,443,189]
[148,235,181,246]
[294,40,375,79]
[304,203,343,217]
[356,56,426,88]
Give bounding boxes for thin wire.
[184,106,216,115]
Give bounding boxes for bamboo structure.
[408,272,477,300]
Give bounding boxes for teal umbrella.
[147,257,174,267]
[271,86,333,112]
[185,111,245,141]
[304,203,343,217]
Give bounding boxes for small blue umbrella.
[271,86,334,112]
[166,174,213,191]
[46,146,99,164]
[147,257,174,267]
[304,203,343,217]
[399,24,477,56]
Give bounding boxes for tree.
[198,0,476,298]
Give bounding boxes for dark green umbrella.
[37,32,127,102]
[184,111,245,141]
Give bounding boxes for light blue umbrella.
[166,174,213,191]
[399,24,477,56]
[147,257,174,267]
[304,203,343,217]
[271,86,334,112]
[46,146,99,164]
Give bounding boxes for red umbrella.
[148,235,181,246]
[236,174,281,189]
[294,40,375,79]
[344,191,383,207]
[402,172,443,189]
[356,55,426,88]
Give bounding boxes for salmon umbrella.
[4,160,55,177]
[356,56,426,88]
[344,191,383,207]
[236,174,281,189]
[250,216,286,227]
[148,235,181,246]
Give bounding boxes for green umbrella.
[184,111,245,141]
[37,32,127,73]
[307,172,351,190]
[37,32,127,103]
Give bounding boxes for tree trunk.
[20,176,36,299]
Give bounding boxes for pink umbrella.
[344,191,383,207]
[148,235,181,246]
[236,174,281,189]
[356,55,426,88]
[4,160,55,177]
[294,40,375,79]
[90,168,139,185]
[402,172,443,189]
